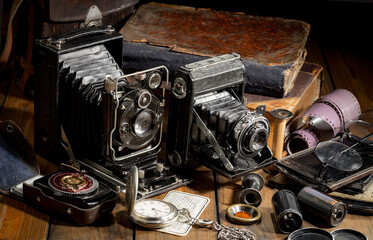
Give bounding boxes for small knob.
[138,169,145,179]
[156,162,164,172]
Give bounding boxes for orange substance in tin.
[234,211,252,219]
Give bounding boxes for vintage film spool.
[269,109,293,159]
[286,89,361,154]
[297,187,347,227]
[272,190,303,234]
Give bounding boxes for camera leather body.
[34,27,191,199]
[34,26,123,163]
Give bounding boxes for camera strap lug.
[193,109,234,172]
[80,5,103,28]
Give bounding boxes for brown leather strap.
[0,0,23,69]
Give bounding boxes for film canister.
[272,190,303,234]
[239,173,264,207]
[297,186,347,227]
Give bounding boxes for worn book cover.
[120,2,310,97]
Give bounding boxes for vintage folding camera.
[166,53,275,178]
[34,26,190,198]
[0,120,117,225]
[276,120,373,192]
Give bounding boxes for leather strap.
[0,0,23,69]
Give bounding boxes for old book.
[120,2,310,97]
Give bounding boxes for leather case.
[0,120,118,225]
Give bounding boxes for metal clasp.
[46,38,66,50]
[195,219,214,228]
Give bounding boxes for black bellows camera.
[34,27,190,197]
[167,53,275,178]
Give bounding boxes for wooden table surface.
[1,77,373,240]
[1,2,373,237]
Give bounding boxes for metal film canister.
[297,186,347,227]
[239,173,264,207]
[272,190,303,234]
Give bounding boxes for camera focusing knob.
[148,72,162,89]
[138,169,145,179]
[156,162,164,173]
[104,75,116,92]
[167,150,182,167]
[172,77,187,99]
[119,123,130,135]
[135,89,152,109]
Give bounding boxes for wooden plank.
[322,43,373,112]
[0,196,49,240]
[48,203,133,240]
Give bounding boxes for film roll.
[285,89,361,154]
[297,187,347,227]
[272,190,303,234]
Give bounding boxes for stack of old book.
[119,2,322,151]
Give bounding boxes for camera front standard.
[166,53,275,178]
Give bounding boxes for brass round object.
[226,204,262,224]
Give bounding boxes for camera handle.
[45,26,115,50]
[193,109,234,172]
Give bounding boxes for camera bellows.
[58,45,165,164]
[193,91,269,159]
[58,45,124,160]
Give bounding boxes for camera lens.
[243,126,267,153]
[133,110,153,137]
[238,120,269,157]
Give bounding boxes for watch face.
[131,199,179,228]
[134,199,172,217]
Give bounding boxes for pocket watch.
[125,166,180,228]
[123,166,257,240]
